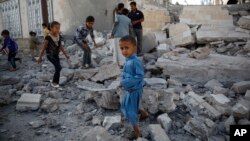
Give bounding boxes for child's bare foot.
[139,109,149,121]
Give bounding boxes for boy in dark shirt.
[74,16,97,69]
[128,1,144,56]
[38,21,69,88]
[0,30,22,71]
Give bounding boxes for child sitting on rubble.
[0,30,22,71]
[37,21,69,88]
[29,31,40,61]
[118,35,149,139]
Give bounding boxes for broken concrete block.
[238,16,250,30]
[224,115,236,133]
[232,81,250,94]
[144,78,167,89]
[189,47,210,60]
[73,69,98,80]
[41,98,59,113]
[29,120,46,129]
[183,91,221,119]
[93,90,120,110]
[169,23,194,46]
[61,68,74,80]
[243,40,250,52]
[16,93,41,111]
[76,80,106,91]
[148,124,171,141]
[157,113,172,133]
[156,54,250,86]
[184,117,215,141]
[244,90,250,100]
[103,115,121,130]
[157,44,171,57]
[142,33,158,53]
[91,63,121,82]
[205,79,224,91]
[232,103,249,119]
[213,86,229,95]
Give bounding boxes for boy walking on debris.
[0,30,22,71]
[29,31,40,61]
[118,35,149,139]
[74,16,97,69]
[37,21,69,88]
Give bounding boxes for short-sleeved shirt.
[45,34,62,56]
[74,24,95,45]
[128,9,144,29]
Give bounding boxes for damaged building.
[0,0,250,141]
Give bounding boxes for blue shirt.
[74,24,95,44]
[112,15,131,38]
[121,54,145,92]
[1,37,18,53]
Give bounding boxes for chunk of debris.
[144,78,167,89]
[148,124,171,141]
[16,93,41,111]
[103,115,121,130]
[189,47,210,60]
[231,81,250,94]
[91,63,121,82]
[41,98,59,113]
[157,113,172,133]
[238,16,250,30]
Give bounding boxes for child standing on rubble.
[37,21,69,88]
[118,35,149,139]
[29,31,40,61]
[0,30,22,71]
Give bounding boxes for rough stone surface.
[189,47,210,60]
[184,117,215,141]
[169,23,194,46]
[93,90,120,110]
[157,113,172,133]
[144,78,167,89]
[244,90,250,101]
[41,98,59,113]
[224,115,235,133]
[102,115,121,130]
[243,40,250,52]
[142,33,158,53]
[232,103,249,119]
[205,79,224,91]
[238,16,250,30]
[157,44,171,57]
[232,81,250,94]
[156,54,250,86]
[73,69,98,80]
[16,93,41,111]
[0,76,20,86]
[207,94,230,107]
[91,63,121,82]
[148,124,171,141]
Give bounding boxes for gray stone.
[156,54,250,86]
[204,79,224,91]
[0,86,12,105]
[157,113,172,133]
[244,90,250,100]
[169,23,195,46]
[41,98,59,113]
[142,33,158,53]
[206,94,230,107]
[76,80,107,91]
[92,117,102,126]
[93,90,120,110]
[232,81,250,94]
[183,91,221,119]
[213,86,229,95]
[189,47,210,60]
[232,103,249,119]
[73,68,98,80]
[224,115,236,133]
[148,124,171,141]
[238,119,250,125]
[157,44,171,57]
[243,40,250,52]
[238,16,250,30]
[103,115,121,130]
[61,68,74,80]
[48,91,62,99]
[91,63,121,82]
[144,78,167,89]
[29,120,46,129]
[16,93,41,111]
[184,117,215,141]
[0,76,20,86]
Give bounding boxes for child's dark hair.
[122,8,129,15]
[29,31,36,36]
[86,16,95,22]
[117,3,124,10]
[119,35,137,46]
[130,1,136,6]
[50,21,61,28]
[42,23,47,27]
[1,29,10,36]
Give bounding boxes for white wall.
[52,0,120,35]
[0,12,3,32]
[19,0,29,38]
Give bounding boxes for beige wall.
[0,12,3,32]
[19,0,29,38]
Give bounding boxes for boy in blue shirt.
[119,35,149,139]
[0,30,22,71]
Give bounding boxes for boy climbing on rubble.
[74,16,97,69]
[0,30,22,71]
[118,35,149,139]
[37,21,69,88]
